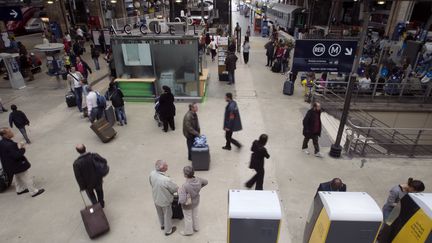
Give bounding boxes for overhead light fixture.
[377,1,385,4]
[110,0,117,3]
[47,0,54,3]
[175,0,182,2]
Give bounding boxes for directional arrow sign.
[0,7,23,21]
[10,9,18,19]
[345,48,353,56]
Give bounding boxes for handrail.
[347,120,432,131]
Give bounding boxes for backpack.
[92,153,109,177]
[96,92,107,109]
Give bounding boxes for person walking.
[245,134,270,190]
[265,40,275,67]
[106,82,127,125]
[73,144,108,208]
[149,160,179,236]
[382,178,425,222]
[9,105,31,144]
[223,93,242,150]
[225,50,238,85]
[86,86,103,123]
[90,44,100,70]
[302,102,323,157]
[75,56,92,80]
[317,178,347,192]
[0,127,44,197]
[242,36,251,64]
[178,166,208,236]
[159,86,175,132]
[183,103,200,161]
[246,26,251,37]
[209,38,217,61]
[68,66,84,112]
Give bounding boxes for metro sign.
[292,40,358,73]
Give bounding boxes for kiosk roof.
[410,193,432,219]
[319,192,383,222]
[228,190,282,220]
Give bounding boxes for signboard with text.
[292,40,358,73]
[0,7,23,21]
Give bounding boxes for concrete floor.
[0,10,432,243]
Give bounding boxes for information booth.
[111,35,208,102]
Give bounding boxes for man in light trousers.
[149,160,179,236]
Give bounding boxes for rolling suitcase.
[104,106,116,127]
[90,117,117,143]
[171,194,184,219]
[79,192,110,239]
[65,91,76,107]
[191,146,210,171]
[283,80,294,95]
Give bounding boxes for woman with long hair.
[245,134,270,190]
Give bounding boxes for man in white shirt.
[358,74,372,90]
[86,86,102,123]
[68,66,84,112]
[76,26,84,38]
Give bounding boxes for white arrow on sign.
[344,48,353,56]
[9,9,18,19]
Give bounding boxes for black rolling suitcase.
[104,106,116,127]
[65,91,76,107]
[271,60,281,73]
[171,194,184,219]
[79,192,110,239]
[90,117,117,143]
[283,80,294,95]
[191,146,210,171]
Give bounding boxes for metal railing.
[313,79,432,104]
[311,81,432,157]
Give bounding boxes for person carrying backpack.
[106,83,127,126]
[86,85,105,123]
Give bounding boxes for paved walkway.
[0,11,431,243]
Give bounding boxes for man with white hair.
[149,160,179,236]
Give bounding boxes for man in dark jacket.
[246,134,270,190]
[225,51,238,85]
[90,44,100,70]
[265,40,275,67]
[159,86,176,132]
[9,104,31,144]
[317,178,347,192]
[302,102,323,157]
[223,93,242,150]
[75,56,92,79]
[73,144,107,207]
[107,82,127,126]
[0,127,44,197]
[183,103,200,161]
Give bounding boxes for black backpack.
[92,153,109,178]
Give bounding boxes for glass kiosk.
[111,35,208,102]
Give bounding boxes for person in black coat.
[106,82,127,126]
[9,104,31,144]
[265,40,275,67]
[317,178,347,192]
[223,93,242,150]
[158,86,176,132]
[246,134,270,190]
[73,144,107,207]
[0,127,44,197]
[302,102,323,157]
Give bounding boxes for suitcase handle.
[80,191,89,207]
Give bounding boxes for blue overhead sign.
[292,40,358,73]
[0,7,23,21]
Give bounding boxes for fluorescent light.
[47,0,54,3]
[377,0,385,4]
[175,0,182,2]
[110,0,117,3]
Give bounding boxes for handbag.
[185,193,192,206]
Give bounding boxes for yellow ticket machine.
[303,192,383,243]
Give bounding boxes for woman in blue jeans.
[106,83,127,125]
